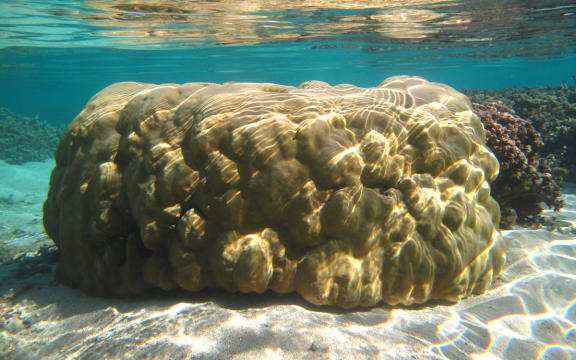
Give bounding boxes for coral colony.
[464,85,576,182]
[472,103,563,228]
[44,76,505,308]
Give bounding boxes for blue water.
[1,0,575,127]
[1,2,576,359]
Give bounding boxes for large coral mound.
[472,103,563,227]
[43,76,505,308]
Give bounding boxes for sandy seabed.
[0,160,574,360]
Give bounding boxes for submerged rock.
[43,76,505,308]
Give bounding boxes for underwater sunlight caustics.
[44,76,506,308]
[2,1,576,359]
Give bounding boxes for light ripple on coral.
[43,76,505,308]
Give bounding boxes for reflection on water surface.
[1,0,575,58]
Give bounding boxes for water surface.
[1,0,575,126]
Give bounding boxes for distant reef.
[463,85,576,181]
[0,108,62,164]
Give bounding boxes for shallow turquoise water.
[1,0,575,126]
[1,2,576,360]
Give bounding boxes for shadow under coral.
[1,208,575,360]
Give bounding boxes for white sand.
[0,161,574,360]
[0,160,52,231]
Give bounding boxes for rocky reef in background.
[0,108,62,164]
[43,76,505,308]
[471,102,564,228]
[464,85,576,181]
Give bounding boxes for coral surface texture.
[43,76,506,308]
